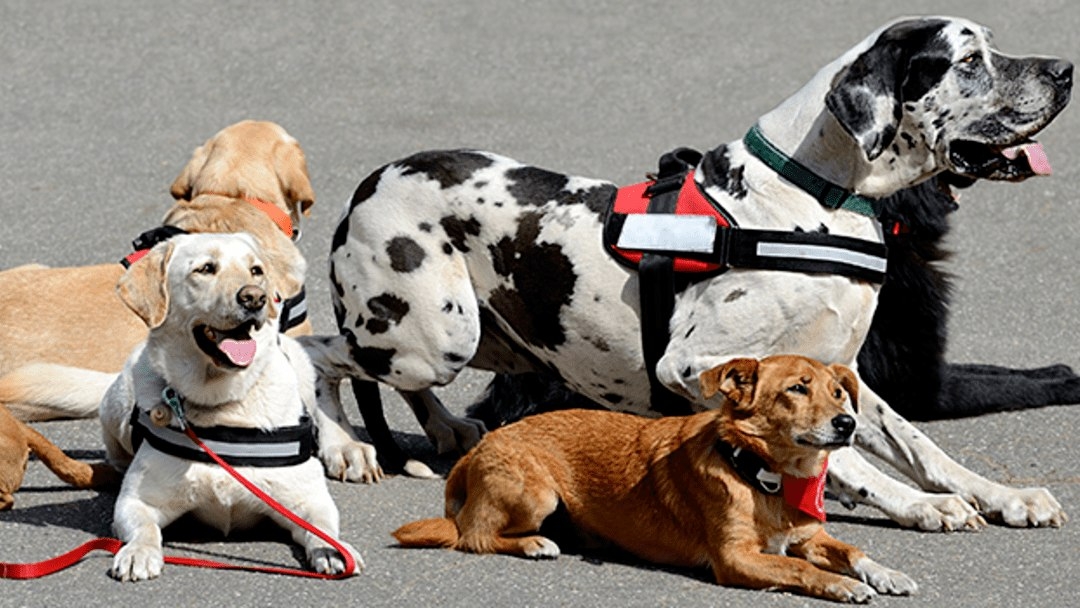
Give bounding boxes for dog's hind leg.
[850,380,1067,528]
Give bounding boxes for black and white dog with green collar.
[98,233,361,581]
[305,16,1072,531]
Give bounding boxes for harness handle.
[0,427,359,580]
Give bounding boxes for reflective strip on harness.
[756,241,887,275]
[617,214,717,253]
[131,408,315,467]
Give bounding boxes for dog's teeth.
[205,328,216,340]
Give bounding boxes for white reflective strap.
[616,214,717,253]
[140,411,303,459]
[286,296,307,321]
[756,241,887,273]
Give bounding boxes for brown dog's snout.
[831,414,856,438]
[237,285,267,312]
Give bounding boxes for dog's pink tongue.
[1003,142,1053,175]
[220,338,256,367]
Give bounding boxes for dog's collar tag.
[755,468,782,494]
[161,387,187,430]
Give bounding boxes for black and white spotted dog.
[303,16,1072,531]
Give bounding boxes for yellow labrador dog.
[100,232,359,581]
[0,120,314,422]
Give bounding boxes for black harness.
[602,130,889,414]
[130,399,315,468]
[119,225,308,333]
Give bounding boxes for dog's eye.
[194,262,217,275]
[787,384,808,395]
[834,388,844,399]
[959,52,980,65]
[251,265,264,277]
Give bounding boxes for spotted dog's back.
[326,150,655,404]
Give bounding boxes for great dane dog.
[303,17,1072,531]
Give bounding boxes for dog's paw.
[984,487,1067,528]
[319,440,383,484]
[522,536,561,559]
[854,558,917,596]
[424,414,487,455]
[309,542,364,576]
[896,494,986,531]
[109,543,164,582]
[826,580,876,604]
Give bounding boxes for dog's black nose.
[831,414,856,437]
[1045,59,1073,88]
[237,285,267,312]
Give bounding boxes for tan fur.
[0,120,314,423]
[394,355,915,603]
[0,402,118,510]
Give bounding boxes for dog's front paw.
[854,558,917,596]
[984,486,1067,528]
[309,541,364,576]
[896,493,986,531]
[424,414,486,455]
[319,439,383,484]
[826,580,876,604]
[110,543,164,582]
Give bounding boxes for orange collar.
[198,192,294,238]
[240,196,294,238]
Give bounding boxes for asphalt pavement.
[1,1,1078,606]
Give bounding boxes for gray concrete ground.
[1,1,1078,606]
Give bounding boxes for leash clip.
[161,387,187,430]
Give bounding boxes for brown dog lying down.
[0,120,314,422]
[394,355,916,603]
[0,404,117,510]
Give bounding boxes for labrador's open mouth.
[193,320,259,368]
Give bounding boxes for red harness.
[607,170,731,274]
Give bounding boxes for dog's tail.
[392,517,461,548]
[0,364,118,421]
[21,421,120,488]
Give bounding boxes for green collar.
[743,124,882,218]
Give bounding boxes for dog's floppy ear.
[275,141,315,218]
[699,358,759,407]
[170,144,209,201]
[118,241,175,329]
[825,35,903,162]
[829,363,860,413]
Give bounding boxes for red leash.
[0,426,359,580]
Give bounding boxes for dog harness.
[715,440,828,521]
[119,213,308,334]
[602,131,889,414]
[130,387,315,467]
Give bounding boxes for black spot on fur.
[347,165,387,212]
[486,212,576,350]
[442,242,453,255]
[365,293,410,335]
[343,329,395,379]
[330,218,350,255]
[505,166,616,214]
[601,393,624,405]
[442,301,454,313]
[386,236,426,273]
[724,289,747,303]
[682,366,692,378]
[683,325,696,339]
[419,222,433,233]
[397,150,493,189]
[701,145,747,200]
[441,216,482,253]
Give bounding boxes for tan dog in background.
[0,120,314,423]
[394,355,916,603]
